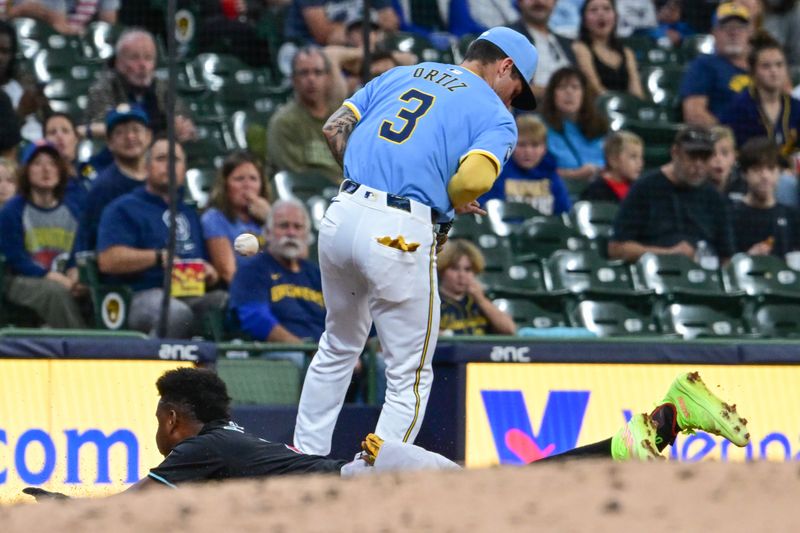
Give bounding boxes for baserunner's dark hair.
[463,39,508,64]
[156,368,231,423]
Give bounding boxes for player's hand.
[454,201,487,216]
[22,487,70,501]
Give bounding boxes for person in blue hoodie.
[480,114,572,215]
[0,140,86,328]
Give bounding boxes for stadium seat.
[484,199,546,237]
[547,249,654,300]
[570,200,618,256]
[33,48,96,83]
[184,91,225,120]
[230,109,273,151]
[185,167,217,209]
[184,121,234,168]
[382,32,447,63]
[636,253,742,303]
[192,52,251,91]
[725,253,800,302]
[75,252,134,330]
[273,170,339,202]
[216,358,302,405]
[568,299,659,337]
[448,213,486,240]
[76,138,104,162]
[510,217,591,262]
[483,261,567,299]
[493,297,571,329]
[641,65,683,119]
[13,17,55,59]
[82,21,123,62]
[681,34,714,62]
[476,233,514,271]
[596,91,672,124]
[658,301,750,340]
[747,303,800,338]
[306,195,330,232]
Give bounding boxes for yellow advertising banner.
[0,359,192,504]
[466,363,800,468]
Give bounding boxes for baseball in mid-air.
[234,233,260,256]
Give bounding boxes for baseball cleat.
[662,371,750,447]
[611,413,661,461]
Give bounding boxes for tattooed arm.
[322,106,359,167]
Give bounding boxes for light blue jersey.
[342,62,517,221]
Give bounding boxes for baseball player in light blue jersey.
[294,27,539,456]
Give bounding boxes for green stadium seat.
[448,213,486,240]
[596,91,672,123]
[33,48,96,83]
[306,195,330,232]
[641,65,683,114]
[81,21,123,62]
[636,253,742,303]
[747,303,800,338]
[510,217,592,262]
[13,17,55,59]
[216,358,302,405]
[76,138,104,161]
[482,261,566,299]
[492,297,571,329]
[185,167,217,209]
[230,109,273,151]
[617,116,681,167]
[725,253,800,302]
[681,34,714,62]
[658,301,750,339]
[381,32,447,63]
[184,91,225,120]
[568,299,659,337]
[570,200,618,250]
[476,233,514,271]
[273,170,339,202]
[547,249,654,300]
[485,199,547,237]
[75,252,134,330]
[184,121,234,168]
[192,52,251,91]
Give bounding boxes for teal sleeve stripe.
[147,472,178,489]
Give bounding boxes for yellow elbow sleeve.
[447,153,499,207]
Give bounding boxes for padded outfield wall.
[1,335,800,503]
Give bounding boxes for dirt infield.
[4,460,797,532]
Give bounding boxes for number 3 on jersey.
[379,89,435,144]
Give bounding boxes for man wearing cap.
[680,2,753,126]
[293,27,539,456]
[74,104,153,253]
[96,137,225,339]
[608,125,735,264]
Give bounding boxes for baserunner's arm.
[322,106,359,166]
[447,153,498,209]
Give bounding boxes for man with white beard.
[228,199,325,366]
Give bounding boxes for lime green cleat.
[663,371,750,447]
[611,413,660,461]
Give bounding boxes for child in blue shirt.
[481,114,572,216]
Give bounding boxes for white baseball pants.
[294,184,440,456]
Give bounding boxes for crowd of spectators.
[1,0,800,345]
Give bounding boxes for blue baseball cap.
[21,139,60,165]
[475,26,538,110]
[105,103,149,134]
